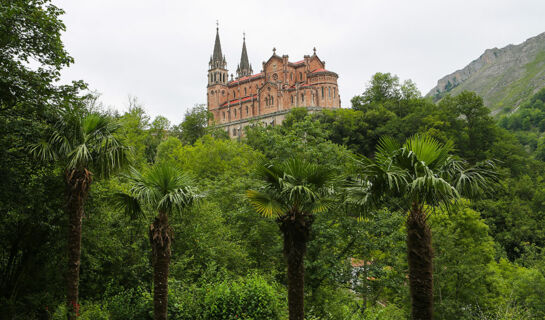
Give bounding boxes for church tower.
[207,23,228,116]
[236,33,253,79]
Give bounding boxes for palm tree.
[118,163,198,320]
[347,135,496,320]
[30,106,129,319]
[246,158,336,320]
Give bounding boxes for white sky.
[53,0,545,124]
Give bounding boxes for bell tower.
[207,22,228,118]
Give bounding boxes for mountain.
[427,32,545,113]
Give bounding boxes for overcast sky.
[52,0,545,124]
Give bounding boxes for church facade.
[207,26,341,138]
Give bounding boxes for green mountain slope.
[427,32,545,113]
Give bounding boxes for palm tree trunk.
[150,211,172,320]
[65,169,92,320]
[407,202,434,320]
[279,213,312,320]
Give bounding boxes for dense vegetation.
[2,1,545,319]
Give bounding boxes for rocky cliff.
[427,32,545,112]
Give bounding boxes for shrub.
[202,275,286,320]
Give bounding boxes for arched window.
[246,106,248,115]
[322,87,324,98]
[333,88,336,97]
[234,109,237,117]
[299,72,302,81]
[301,93,304,102]
[265,97,269,106]
[328,87,331,98]
[271,96,274,105]
[290,73,293,81]
[244,88,247,96]
[234,91,236,98]
[222,112,225,120]
[291,95,294,105]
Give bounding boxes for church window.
[322,87,324,98]
[299,72,302,81]
[329,87,331,98]
[246,106,248,115]
[265,97,268,106]
[301,93,304,102]
[244,88,247,96]
[291,95,294,105]
[290,73,293,81]
[333,88,336,97]
[271,96,274,105]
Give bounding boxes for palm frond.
[451,159,499,198]
[247,158,336,218]
[114,192,145,220]
[246,189,284,218]
[403,134,452,170]
[67,143,92,170]
[29,140,58,162]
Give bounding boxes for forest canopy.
[2,2,545,320]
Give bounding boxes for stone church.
[207,25,341,138]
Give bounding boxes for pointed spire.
[210,21,225,69]
[237,32,252,78]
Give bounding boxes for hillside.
[427,32,545,113]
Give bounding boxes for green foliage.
[431,203,499,319]
[247,158,337,218]
[5,17,545,319]
[156,134,262,181]
[172,104,228,145]
[352,72,421,109]
[31,102,130,176]
[202,275,286,320]
[0,0,85,109]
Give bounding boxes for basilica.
[207,25,341,138]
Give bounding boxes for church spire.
[236,32,252,78]
[210,21,226,69]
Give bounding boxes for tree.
[348,135,496,320]
[351,72,421,112]
[119,163,199,320]
[0,0,85,110]
[30,104,129,319]
[172,104,228,145]
[246,158,336,320]
[438,91,497,162]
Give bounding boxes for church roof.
[220,94,258,107]
[228,72,264,85]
